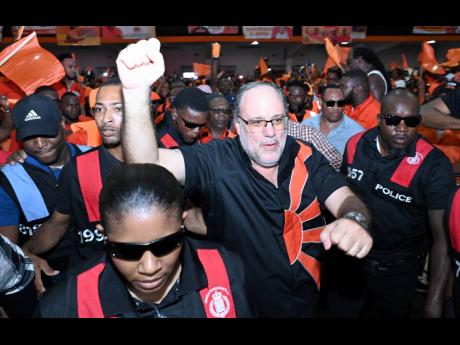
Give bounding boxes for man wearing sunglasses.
[339,89,456,318]
[156,87,208,149]
[199,94,235,144]
[117,38,373,318]
[302,85,364,155]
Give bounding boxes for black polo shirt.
[442,87,460,118]
[0,143,86,271]
[34,236,251,318]
[55,146,122,268]
[179,135,346,317]
[342,128,456,260]
[156,112,188,148]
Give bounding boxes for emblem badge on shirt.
[406,152,423,165]
[205,287,231,318]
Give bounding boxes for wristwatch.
[342,211,369,231]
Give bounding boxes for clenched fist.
[116,38,165,90]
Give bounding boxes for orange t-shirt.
[346,95,381,129]
[199,127,236,144]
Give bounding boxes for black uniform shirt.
[179,135,346,317]
[34,237,251,318]
[55,146,122,268]
[342,128,456,259]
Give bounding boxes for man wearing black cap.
[156,87,209,148]
[0,94,90,300]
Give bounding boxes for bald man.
[331,89,456,318]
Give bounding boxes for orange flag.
[325,38,342,69]
[193,63,211,77]
[0,32,65,95]
[323,56,337,74]
[401,53,409,69]
[259,57,268,76]
[420,42,445,75]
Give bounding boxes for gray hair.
[233,82,288,122]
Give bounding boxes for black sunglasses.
[106,229,184,261]
[181,117,207,130]
[382,114,422,128]
[324,100,346,107]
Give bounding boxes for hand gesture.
[116,38,165,90]
[27,253,59,295]
[320,218,373,258]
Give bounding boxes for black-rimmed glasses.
[237,115,287,133]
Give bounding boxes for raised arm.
[116,38,186,184]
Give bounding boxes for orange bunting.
[0,32,65,95]
[193,63,211,77]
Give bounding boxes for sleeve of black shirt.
[308,144,348,205]
[54,159,76,215]
[441,88,460,119]
[424,151,457,210]
[179,141,220,198]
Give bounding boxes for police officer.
[340,89,456,317]
[34,164,251,318]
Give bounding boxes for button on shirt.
[302,114,364,155]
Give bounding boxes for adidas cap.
[12,94,62,141]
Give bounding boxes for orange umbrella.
[0,32,65,95]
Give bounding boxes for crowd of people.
[0,37,459,318]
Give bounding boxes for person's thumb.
[320,223,334,250]
[39,260,59,277]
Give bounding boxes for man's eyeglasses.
[382,114,422,128]
[181,117,207,130]
[237,115,287,133]
[106,228,184,261]
[324,100,346,108]
[210,107,231,115]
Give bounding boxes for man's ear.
[96,223,105,234]
[61,117,66,129]
[233,118,240,135]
